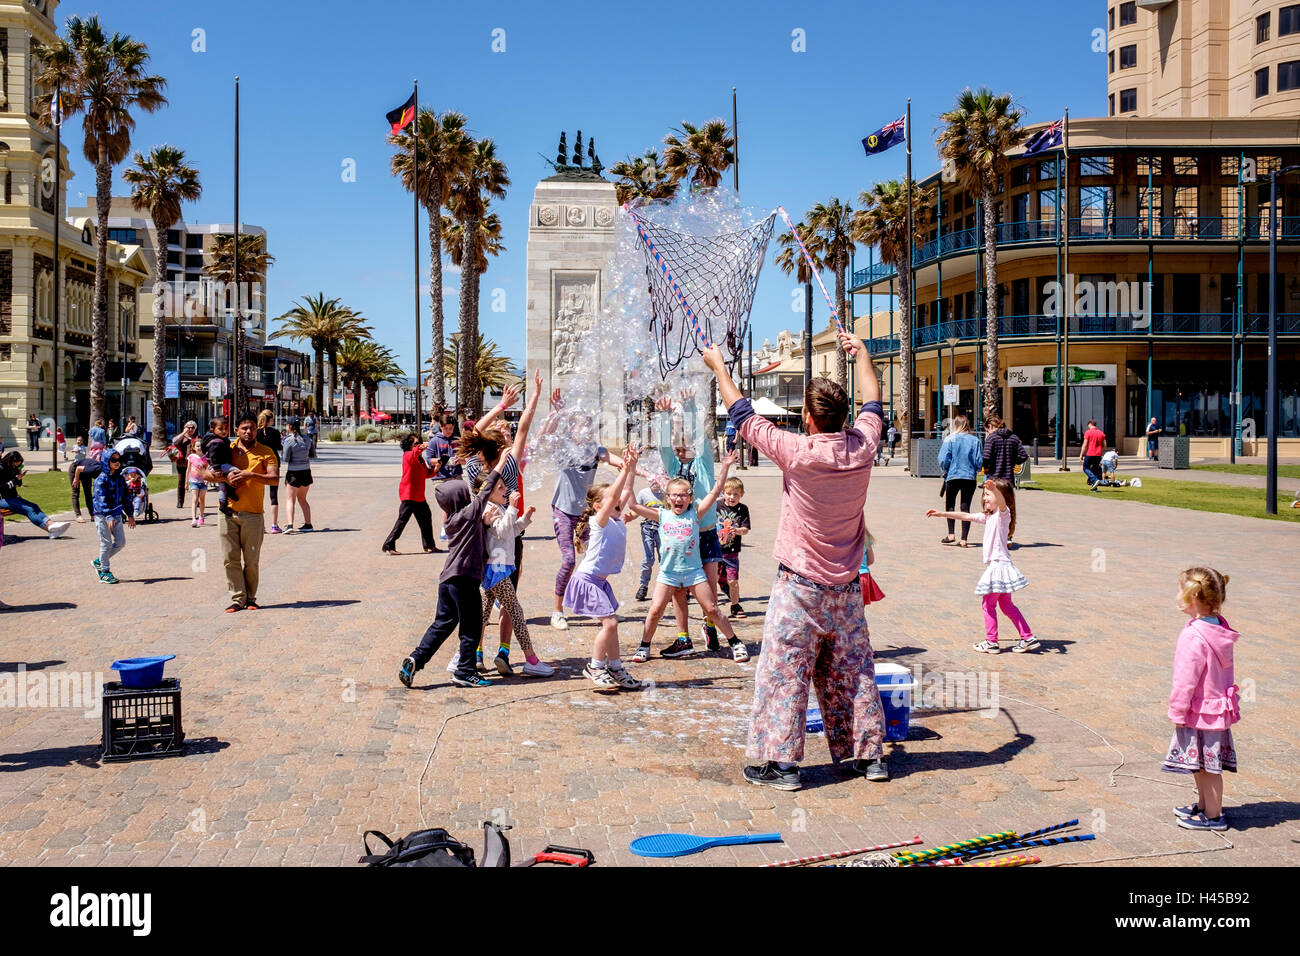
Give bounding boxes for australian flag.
[1024,118,1064,156]
[862,115,906,157]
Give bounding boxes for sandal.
[958,541,970,548]
[940,535,956,544]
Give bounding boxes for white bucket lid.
[875,662,912,679]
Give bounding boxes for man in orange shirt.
[1080,419,1107,488]
[219,412,280,611]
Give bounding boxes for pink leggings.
[981,592,1033,644]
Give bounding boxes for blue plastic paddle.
[629,832,783,858]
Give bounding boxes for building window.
[1011,165,1032,187]
[1256,67,1270,97]
[1220,156,1240,176]
[1172,156,1198,176]
[1038,161,1056,181]
[1120,88,1137,113]
[1109,50,1115,74]
[1258,12,1271,43]
[1079,186,1114,237]
[1173,186,1198,236]
[1221,183,1242,238]
[1281,5,1300,36]
[1012,193,1029,222]
[1039,188,1058,222]
[1139,186,1162,235]
[107,227,138,243]
[1080,155,1113,176]
[1119,1,1136,26]
[1139,155,1161,177]
[1279,60,1300,91]
[1109,6,1115,30]
[186,234,203,248]
[1109,93,1115,116]
[1120,44,1136,69]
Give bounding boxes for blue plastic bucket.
[875,662,915,742]
[110,655,176,689]
[805,704,824,735]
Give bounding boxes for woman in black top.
[172,421,198,509]
[256,410,285,533]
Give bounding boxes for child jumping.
[478,487,554,677]
[1164,566,1239,831]
[629,450,749,663]
[716,476,751,618]
[564,444,645,692]
[398,380,541,689]
[927,477,1038,654]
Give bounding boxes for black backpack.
[360,822,510,867]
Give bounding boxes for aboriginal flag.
[386,90,416,134]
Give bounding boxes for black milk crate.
[101,678,185,762]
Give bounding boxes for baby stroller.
[113,436,153,475]
[120,466,159,523]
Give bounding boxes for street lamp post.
[1225,297,1237,466]
[1265,165,1298,515]
[945,336,959,422]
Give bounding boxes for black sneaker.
[450,672,491,688]
[849,758,889,782]
[702,621,720,651]
[398,656,416,688]
[662,635,695,658]
[218,500,233,517]
[635,585,648,602]
[298,523,314,533]
[743,762,801,791]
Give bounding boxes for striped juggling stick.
[776,207,847,338]
[623,204,713,351]
[932,833,1096,862]
[892,831,1016,865]
[1016,819,1079,841]
[968,854,1041,868]
[762,836,923,868]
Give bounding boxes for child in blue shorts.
[628,451,748,663]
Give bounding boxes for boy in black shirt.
[716,476,751,618]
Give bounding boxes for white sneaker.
[550,612,569,630]
[47,521,70,539]
[521,660,555,677]
[445,656,457,674]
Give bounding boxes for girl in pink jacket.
[1162,567,1239,831]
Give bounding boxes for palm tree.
[436,332,516,400]
[661,120,735,191]
[389,109,473,414]
[806,199,856,393]
[122,145,201,449]
[203,233,275,411]
[936,88,1027,418]
[447,138,509,417]
[854,179,936,465]
[609,150,678,206]
[270,294,369,414]
[34,16,167,427]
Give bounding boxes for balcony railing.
[851,216,1300,289]
[860,312,1300,353]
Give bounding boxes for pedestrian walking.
[280,418,313,533]
[1080,419,1107,488]
[704,331,888,790]
[981,415,1027,482]
[89,419,107,447]
[1146,417,1161,460]
[303,412,319,458]
[56,426,66,460]
[91,448,134,583]
[171,421,199,510]
[70,445,102,524]
[937,414,983,547]
[256,410,284,533]
[217,413,279,611]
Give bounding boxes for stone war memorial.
[525,131,624,446]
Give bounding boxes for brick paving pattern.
[0,445,1294,867]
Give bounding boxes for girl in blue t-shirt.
[628,451,748,664]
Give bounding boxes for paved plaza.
[1,444,1295,867]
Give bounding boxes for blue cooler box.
[875,662,915,742]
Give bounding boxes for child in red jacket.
[1162,567,1240,831]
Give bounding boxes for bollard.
[1033,438,1039,465]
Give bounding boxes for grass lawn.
[1025,472,1300,522]
[1191,463,1300,479]
[3,469,178,523]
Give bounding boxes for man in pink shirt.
[702,330,887,791]
[1080,419,1107,487]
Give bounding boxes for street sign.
[943,384,960,406]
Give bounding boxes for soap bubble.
[524,188,771,493]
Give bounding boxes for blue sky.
[70,0,1105,375]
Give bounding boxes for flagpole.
[51,85,62,471]
[233,76,242,417]
[1058,107,1071,471]
[905,98,914,446]
[413,79,423,433]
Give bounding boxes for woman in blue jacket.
[937,415,983,547]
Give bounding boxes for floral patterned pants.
[746,570,885,764]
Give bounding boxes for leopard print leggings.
[480,579,535,656]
